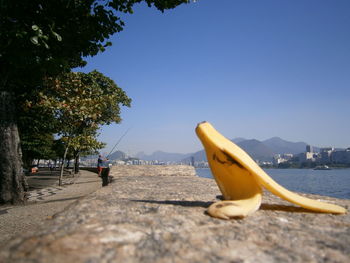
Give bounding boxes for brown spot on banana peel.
[222,149,245,168]
[212,153,226,164]
[213,151,244,169]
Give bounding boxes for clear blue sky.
[81,0,350,155]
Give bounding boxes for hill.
[184,138,275,163]
[106,137,314,163]
[108,150,127,160]
[183,137,315,163]
[262,137,307,155]
[238,139,275,161]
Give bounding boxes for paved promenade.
[0,169,101,247]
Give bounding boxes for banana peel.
[196,121,347,219]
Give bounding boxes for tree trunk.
[74,151,80,175]
[59,143,70,186]
[0,91,28,204]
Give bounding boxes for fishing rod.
[106,127,132,158]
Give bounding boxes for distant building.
[282,153,294,160]
[306,145,313,153]
[114,160,126,165]
[331,148,350,164]
[194,161,209,168]
[189,156,194,166]
[273,154,282,165]
[319,147,334,163]
[298,152,316,163]
[273,154,294,165]
[258,161,273,166]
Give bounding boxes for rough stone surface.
[112,165,197,177]
[0,165,349,263]
[0,170,101,247]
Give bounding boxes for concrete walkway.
[0,169,101,247]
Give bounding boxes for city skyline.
[106,136,349,158]
[80,0,350,155]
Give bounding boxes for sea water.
[195,168,350,199]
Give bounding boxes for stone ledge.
[109,164,197,177]
[0,165,349,263]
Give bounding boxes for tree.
[1,0,192,93]
[17,92,58,169]
[70,132,106,174]
[21,132,56,169]
[0,0,191,204]
[37,71,131,185]
[51,139,73,167]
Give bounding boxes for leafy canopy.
[37,70,131,137]
[21,70,130,162]
[0,0,192,92]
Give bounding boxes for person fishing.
[97,154,110,186]
[98,128,131,186]
[97,155,104,177]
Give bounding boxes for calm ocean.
[195,168,350,199]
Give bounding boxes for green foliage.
[70,132,106,155]
[0,0,192,200]
[22,70,130,162]
[17,91,59,166]
[21,133,56,168]
[52,139,74,160]
[40,70,131,137]
[1,0,189,164]
[18,69,130,163]
[0,0,191,92]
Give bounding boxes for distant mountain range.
[107,150,127,160]
[81,150,126,161]
[134,137,313,163]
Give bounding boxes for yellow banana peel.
[196,121,347,219]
